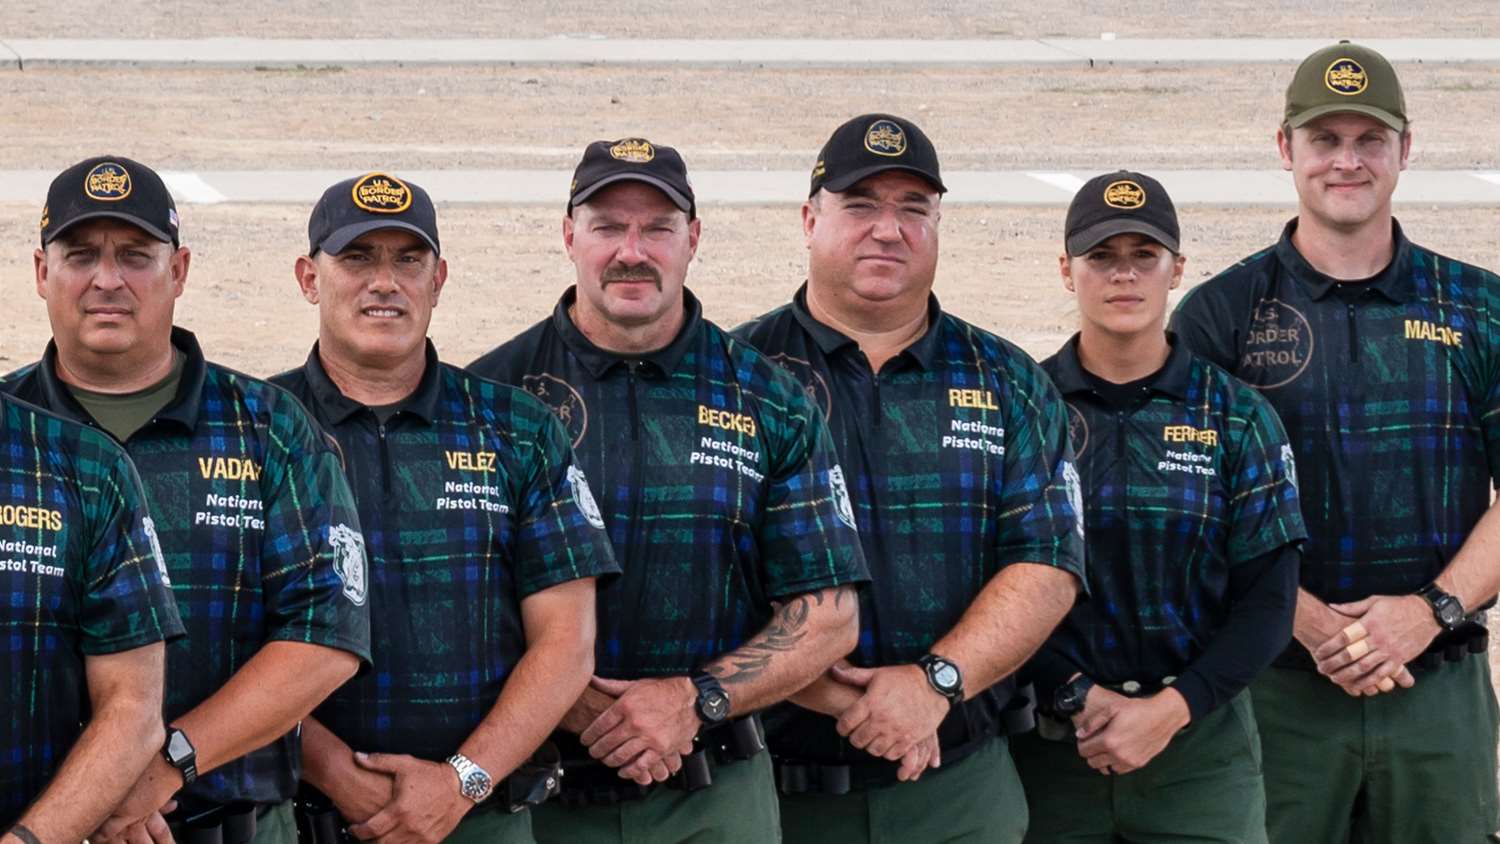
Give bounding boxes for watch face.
[1440,601,1463,625]
[167,731,193,762]
[462,770,493,800]
[932,663,960,692]
[702,690,730,721]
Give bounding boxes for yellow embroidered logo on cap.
[1324,58,1368,95]
[351,173,412,214]
[39,206,49,230]
[811,160,826,180]
[1103,180,1146,209]
[84,162,132,202]
[609,139,655,163]
[864,120,907,157]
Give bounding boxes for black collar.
[299,339,443,425]
[36,325,208,433]
[789,282,944,371]
[1274,218,1415,304]
[1049,332,1193,401]
[551,286,704,379]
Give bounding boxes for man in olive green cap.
[1172,41,1500,842]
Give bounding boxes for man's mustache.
[602,263,662,288]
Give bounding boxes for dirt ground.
[7,1,1500,39]
[2,64,1498,172]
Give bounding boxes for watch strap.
[690,671,730,723]
[1417,582,1465,630]
[447,753,493,803]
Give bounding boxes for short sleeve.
[510,397,620,597]
[257,401,372,665]
[78,446,185,654]
[1225,391,1308,564]
[755,369,869,600]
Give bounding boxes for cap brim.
[1066,218,1180,256]
[571,174,692,214]
[1289,103,1405,132]
[317,220,440,257]
[46,210,173,246]
[819,164,947,196]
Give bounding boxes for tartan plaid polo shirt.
[3,327,371,807]
[1172,220,1500,607]
[271,341,619,758]
[0,391,184,827]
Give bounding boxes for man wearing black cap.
[1172,42,1500,840]
[733,114,1084,843]
[272,172,619,844]
[1011,171,1305,841]
[4,156,372,844]
[469,138,869,844]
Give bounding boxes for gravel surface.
[2,64,1497,172]
[8,1,1500,39]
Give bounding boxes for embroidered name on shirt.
[698,405,757,438]
[948,389,999,410]
[0,505,63,531]
[445,451,498,472]
[1162,425,1219,447]
[1404,320,1463,348]
[198,457,262,481]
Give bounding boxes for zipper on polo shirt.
[377,421,393,494]
[1346,301,1360,363]
[626,362,643,441]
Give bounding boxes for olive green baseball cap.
[1285,40,1407,131]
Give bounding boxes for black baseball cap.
[308,172,440,257]
[569,138,695,219]
[810,114,946,197]
[1064,171,1180,256]
[41,156,180,248]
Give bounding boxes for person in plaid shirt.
[1172,42,1500,841]
[1,392,184,844]
[272,173,619,844]
[1011,171,1306,842]
[4,156,371,844]
[469,137,869,844]
[734,114,1084,844]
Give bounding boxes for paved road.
[3,37,1500,69]
[3,168,1499,205]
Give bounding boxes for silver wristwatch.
[447,753,494,804]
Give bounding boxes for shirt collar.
[1049,332,1193,401]
[1274,217,1416,304]
[37,325,207,433]
[299,339,443,425]
[789,282,945,371]
[551,285,704,379]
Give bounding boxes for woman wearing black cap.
[1010,172,1308,842]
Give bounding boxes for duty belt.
[773,684,1036,795]
[1034,676,1177,743]
[168,801,267,844]
[554,714,767,808]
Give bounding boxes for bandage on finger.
[1344,638,1371,661]
[1341,620,1367,644]
[1377,676,1396,692]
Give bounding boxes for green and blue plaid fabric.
[273,343,618,758]
[3,327,371,806]
[470,288,868,681]
[0,391,183,827]
[1038,336,1305,703]
[1172,220,1500,605]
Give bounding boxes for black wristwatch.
[1417,582,1466,631]
[162,727,198,785]
[1053,675,1095,717]
[916,653,964,707]
[690,671,731,725]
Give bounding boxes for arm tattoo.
[706,590,824,686]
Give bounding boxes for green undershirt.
[67,350,186,442]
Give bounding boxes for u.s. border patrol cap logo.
[84,162,132,202]
[351,172,413,214]
[1324,58,1368,95]
[1103,179,1146,209]
[38,206,49,230]
[609,139,655,163]
[863,119,907,157]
